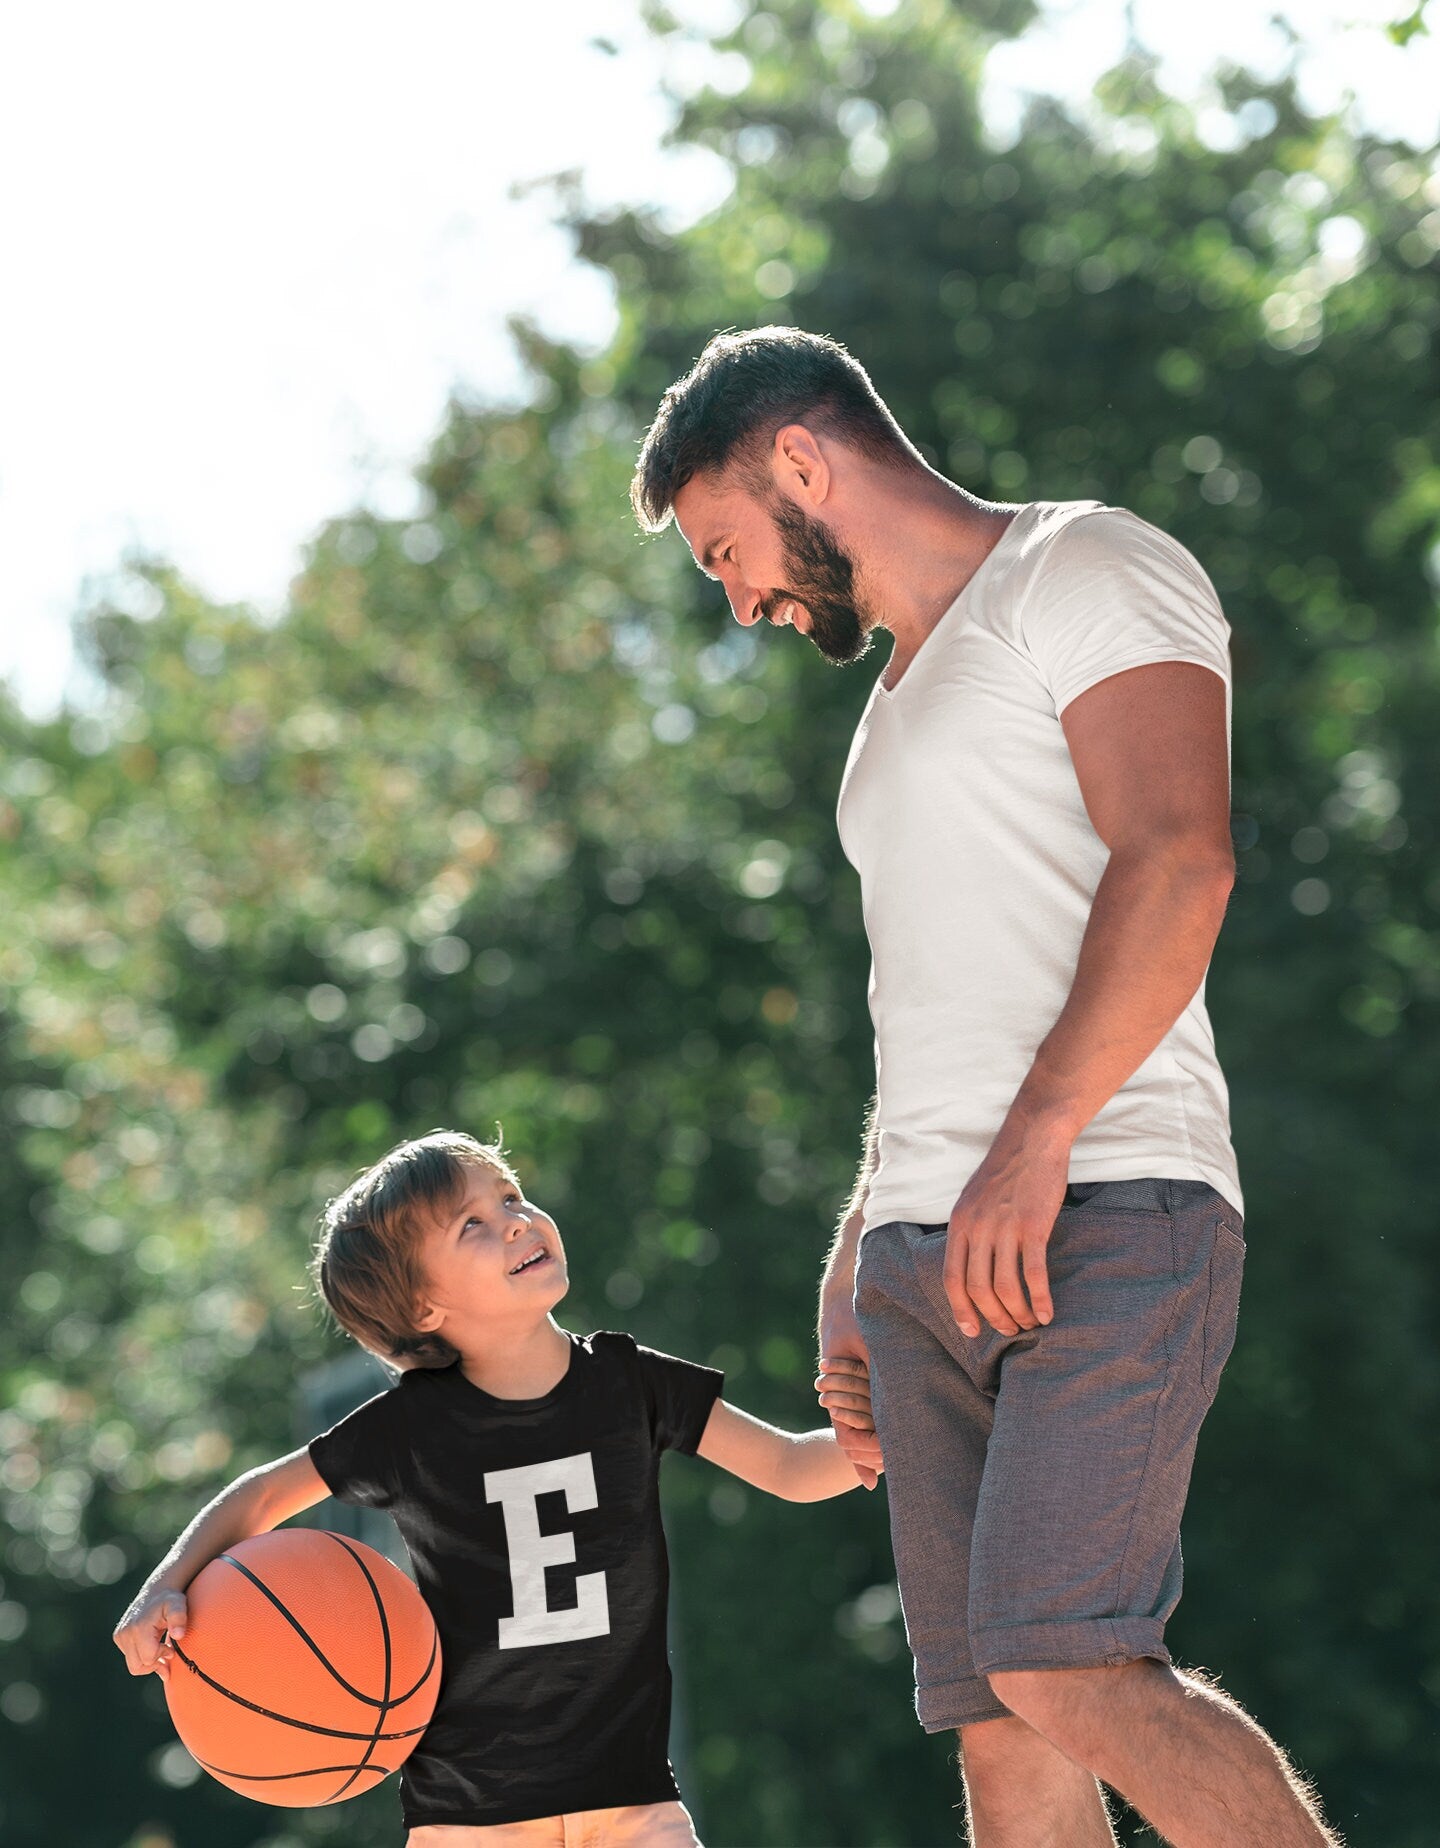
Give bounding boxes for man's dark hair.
[631,326,921,533]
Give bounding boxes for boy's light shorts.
[406,1800,702,1847]
[854,1176,1245,1733]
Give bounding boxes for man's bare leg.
[989,1661,1339,1848]
[958,1715,1118,1848]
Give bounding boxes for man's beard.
[762,497,874,666]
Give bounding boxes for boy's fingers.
[822,1400,875,1430]
[839,1437,884,1473]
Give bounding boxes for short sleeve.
[308,1387,403,1510]
[635,1343,725,1456]
[1019,509,1233,717]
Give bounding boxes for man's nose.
[729,585,763,627]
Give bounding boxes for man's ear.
[773,423,830,501]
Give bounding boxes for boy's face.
[412,1161,569,1346]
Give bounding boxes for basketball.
[163,1529,441,1807]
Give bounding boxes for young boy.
[114,1129,880,1845]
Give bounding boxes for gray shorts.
[854,1177,1245,1732]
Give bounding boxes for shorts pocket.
[1200,1219,1245,1399]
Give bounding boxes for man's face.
[673,472,875,666]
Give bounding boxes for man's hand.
[815,1353,883,1488]
[945,1112,1074,1338]
[817,1267,883,1489]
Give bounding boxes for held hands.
[945,1115,1073,1338]
[112,1587,188,1684]
[815,1354,884,1491]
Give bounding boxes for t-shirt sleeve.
[1018,509,1233,717]
[307,1387,403,1510]
[634,1342,725,1456]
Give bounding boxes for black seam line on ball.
[324,1532,394,1802]
[196,1755,392,1784]
[305,1537,439,1707]
[327,1530,439,1700]
[207,1537,436,1707]
[168,1641,428,1741]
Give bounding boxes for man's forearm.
[1011,844,1235,1138]
[819,1096,878,1339]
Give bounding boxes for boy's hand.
[815,1353,884,1489]
[113,1588,188,1684]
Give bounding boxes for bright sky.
[2,0,1436,714]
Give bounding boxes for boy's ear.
[412,1298,445,1335]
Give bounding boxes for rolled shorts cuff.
[973,1615,1172,1680]
[916,1676,1012,1734]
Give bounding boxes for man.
[631,328,1338,1847]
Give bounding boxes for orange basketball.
[164,1529,441,1807]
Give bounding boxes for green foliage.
[3,2,1439,1843]
[1388,5,1431,49]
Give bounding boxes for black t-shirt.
[307,1329,723,1829]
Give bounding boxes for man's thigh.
[856,1181,1244,1718]
[855,1223,1010,1731]
[966,1178,1244,1680]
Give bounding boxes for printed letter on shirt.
[484,1453,611,1648]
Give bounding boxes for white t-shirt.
[836,499,1244,1231]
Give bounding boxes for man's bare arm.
[816,1096,881,1487]
[945,662,1237,1338]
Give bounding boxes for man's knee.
[988,1659,1167,1751]
[987,1666,1067,1723]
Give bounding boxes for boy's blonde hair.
[311,1128,516,1367]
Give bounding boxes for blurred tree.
[2,1,1438,1844]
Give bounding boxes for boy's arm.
[113,1447,331,1681]
[694,1397,882,1502]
